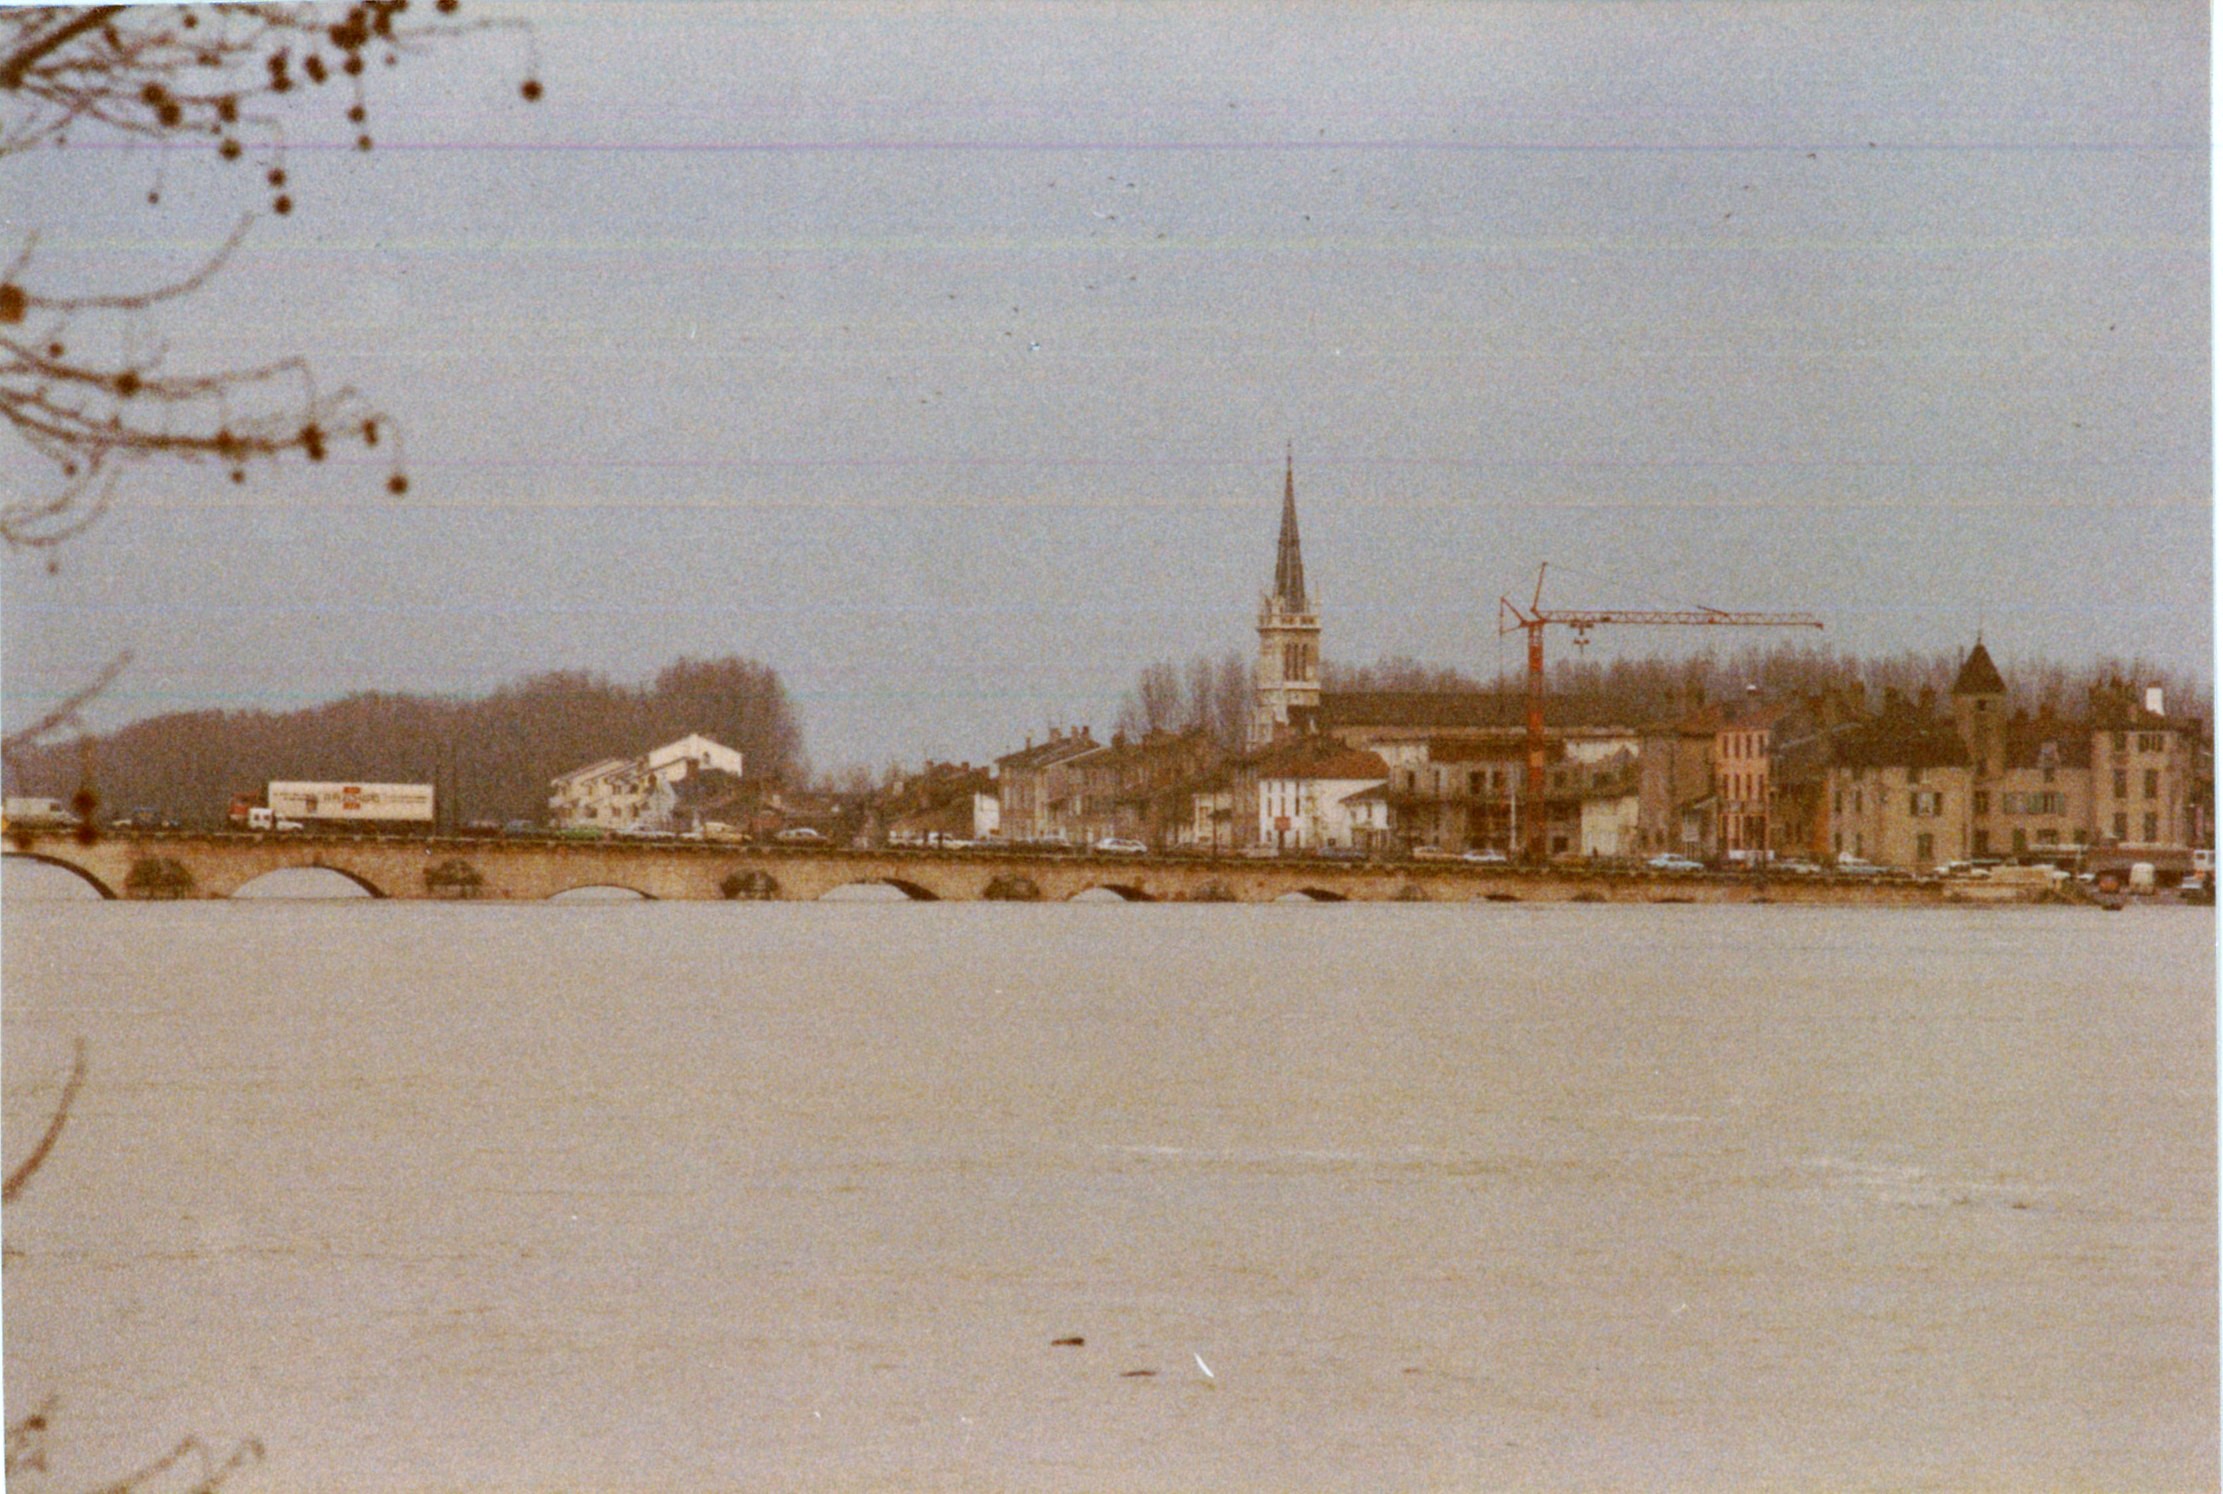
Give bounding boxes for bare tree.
[1,3,540,553]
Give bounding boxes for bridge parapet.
[4,830,1977,905]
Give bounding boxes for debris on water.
[1193,1352,1215,1382]
[1051,1336,1084,1347]
[1119,1369,1156,1378]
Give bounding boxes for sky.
[3,1,2209,772]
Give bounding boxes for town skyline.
[4,1,2207,772]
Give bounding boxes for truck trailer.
[262,781,436,827]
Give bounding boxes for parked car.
[775,826,827,844]
[1461,848,1510,865]
[1775,858,1823,875]
[1411,845,1456,861]
[1093,837,1148,855]
[1833,854,1885,875]
[503,819,539,837]
[1647,854,1704,873]
[1315,845,1367,860]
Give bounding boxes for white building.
[1253,743,1391,852]
[549,734,745,832]
[971,791,1001,840]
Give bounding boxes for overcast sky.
[4,1,2208,770]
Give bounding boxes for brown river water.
[2,882,2214,1491]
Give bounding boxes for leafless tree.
[1,3,540,554]
[1116,650,1249,748]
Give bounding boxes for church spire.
[1250,445,1321,751]
[1273,446,1307,611]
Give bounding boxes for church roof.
[1271,452,1307,611]
[1319,690,1522,730]
[1951,640,2007,696]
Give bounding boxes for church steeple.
[1250,448,1322,751]
[1273,447,1307,612]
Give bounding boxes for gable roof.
[1251,740,1389,782]
[994,733,1101,772]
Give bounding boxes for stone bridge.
[3,829,1976,906]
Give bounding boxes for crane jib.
[1493,584,1823,861]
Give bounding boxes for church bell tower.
[1249,450,1321,750]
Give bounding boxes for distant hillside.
[3,657,802,828]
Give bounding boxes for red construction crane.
[1497,564,1823,861]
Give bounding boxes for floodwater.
[2,877,2215,1491]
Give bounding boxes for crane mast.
[1497,564,1823,862]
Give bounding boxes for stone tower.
[1951,637,2007,778]
[1249,451,1321,750]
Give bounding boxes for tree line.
[1116,641,2213,744]
[2,656,802,827]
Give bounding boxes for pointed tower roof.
[1272,449,1307,611]
[1951,639,2007,696]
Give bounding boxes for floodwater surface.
[3,894,2214,1490]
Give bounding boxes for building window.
[1973,791,1990,815]
[2012,828,2027,853]
[1917,832,1934,862]
[2114,769,2129,798]
[2113,731,2128,753]
[1909,764,1923,785]
[2113,813,2128,840]
[2144,769,2159,800]
[1974,829,1989,854]
[2143,813,2159,842]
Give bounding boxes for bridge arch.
[548,884,657,902]
[1,850,118,899]
[820,878,941,902]
[233,864,387,899]
[1070,883,1156,903]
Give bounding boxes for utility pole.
[1497,564,1823,863]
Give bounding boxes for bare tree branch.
[84,1429,267,1494]
[2,3,541,547]
[0,7,126,92]
[1,650,130,764]
[3,1036,86,1204]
